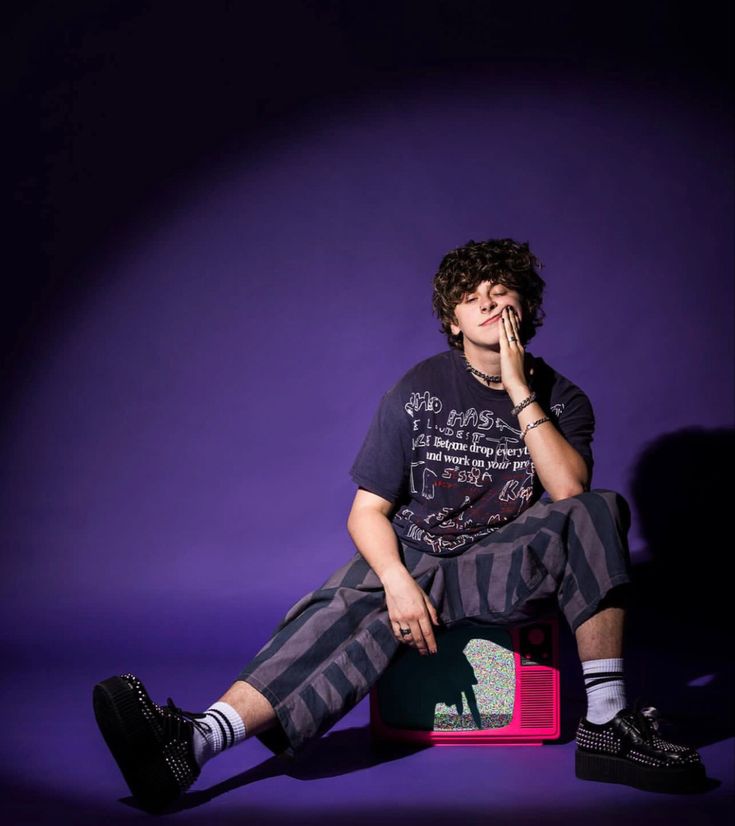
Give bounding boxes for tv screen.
[371,619,560,745]
[376,626,516,731]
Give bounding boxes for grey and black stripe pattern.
[238,489,632,757]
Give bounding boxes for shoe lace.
[158,697,212,740]
[632,699,661,735]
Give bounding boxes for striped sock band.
[582,658,627,724]
[192,701,247,767]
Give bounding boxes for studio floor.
[1,595,732,826]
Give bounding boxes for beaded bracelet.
[511,392,536,416]
[521,416,550,441]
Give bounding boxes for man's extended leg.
[92,546,444,810]
[183,681,277,770]
[218,680,277,738]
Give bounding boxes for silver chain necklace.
[463,355,502,385]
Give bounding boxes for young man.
[93,238,705,810]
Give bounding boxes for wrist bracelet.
[521,416,550,441]
[511,392,536,416]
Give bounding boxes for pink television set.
[370,617,560,746]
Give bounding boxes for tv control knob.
[528,628,545,646]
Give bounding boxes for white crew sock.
[582,658,627,724]
[191,701,247,767]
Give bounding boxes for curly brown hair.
[432,238,546,349]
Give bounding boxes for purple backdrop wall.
[2,2,733,663]
[2,73,732,645]
[3,8,734,823]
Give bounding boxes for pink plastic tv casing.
[369,619,560,746]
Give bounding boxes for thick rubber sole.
[93,675,188,811]
[576,748,706,793]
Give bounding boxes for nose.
[480,295,495,313]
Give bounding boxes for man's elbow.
[548,475,589,501]
[550,486,584,502]
[346,509,360,538]
[346,505,374,538]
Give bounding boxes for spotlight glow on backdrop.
[1,78,732,636]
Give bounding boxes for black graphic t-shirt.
[350,349,594,556]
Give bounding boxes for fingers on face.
[499,313,509,348]
[503,305,521,344]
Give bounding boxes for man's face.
[450,280,523,347]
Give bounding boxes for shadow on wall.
[627,427,734,747]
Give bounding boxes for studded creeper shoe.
[93,673,205,810]
[575,702,706,793]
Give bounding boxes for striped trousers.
[238,490,631,756]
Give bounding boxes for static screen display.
[377,627,515,731]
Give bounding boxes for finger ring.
[399,627,411,636]
[508,336,517,342]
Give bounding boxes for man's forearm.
[347,508,406,583]
[507,385,589,500]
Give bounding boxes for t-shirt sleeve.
[554,388,595,479]
[350,387,411,503]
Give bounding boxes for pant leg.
[238,489,630,756]
[441,489,632,634]
[237,547,442,756]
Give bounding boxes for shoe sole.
[93,675,184,810]
[576,749,706,793]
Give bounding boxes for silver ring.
[508,336,517,342]
[399,627,411,636]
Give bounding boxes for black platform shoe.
[93,673,206,810]
[575,701,706,793]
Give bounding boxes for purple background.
[2,2,732,823]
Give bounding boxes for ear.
[450,315,460,337]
